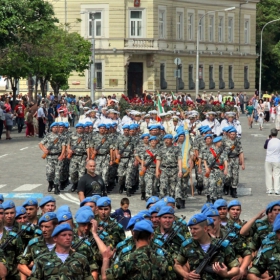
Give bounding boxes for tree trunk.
[34,76,38,103]
[10,78,17,109]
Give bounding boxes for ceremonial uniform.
[201,118,221,136]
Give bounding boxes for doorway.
[127,62,143,98]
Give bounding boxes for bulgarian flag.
[156,92,165,122]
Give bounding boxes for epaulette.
[182,238,193,247]
[265,241,275,246]
[177,233,186,242]
[121,245,133,255]
[257,225,268,231]
[100,231,108,240]
[117,223,123,229]
[28,237,39,246]
[228,232,237,239]
[261,246,273,254]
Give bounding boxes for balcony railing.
[124,39,158,49]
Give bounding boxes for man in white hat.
[201,111,221,136]
[221,112,242,137]
[55,109,68,123]
[121,109,133,126]
[78,107,89,122]
[140,114,151,134]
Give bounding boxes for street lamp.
[258,18,280,98]
[195,7,235,100]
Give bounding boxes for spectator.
[47,103,56,132]
[245,100,254,129]
[239,92,244,114]
[37,101,46,138]
[264,128,280,195]
[0,105,4,140]
[4,109,13,140]
[68,101,78,127]
[14,100,25,133]
[274,93,279,106]
[98,94,107,111]
[111,197,131,230]
[263,98,270,122]
[25,109,34,137]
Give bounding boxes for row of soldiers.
[0,193,279,279]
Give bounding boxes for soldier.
[203,136,228,203]
[68,123,90,192]
[223,127,245,198]
[201,111,221,136]
[174,213,240,279]
[156,134,183,202]
[15,206,28,224]
[214,199,229,226]
[18,212,58,279]
[39,196,56,215]
[146,196,160,209]
[28,224,92,280]
[3,200,19,232]
[39,122,67,195]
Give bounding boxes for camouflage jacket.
[68,132,89,154]
[157,145,182,167]
[40,132,66,155]
[28,248,92,280]
[91,133,112,155]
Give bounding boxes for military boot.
[48,181,54,192]
[181,200,186,209]
[141,192,146,200]
[223,184,230,195]
[118,177,125,194]
[231,188,238,198]
[176,198,183,209]
[54,184,60,195]
[71,182,78,192]
[126,188,131,197]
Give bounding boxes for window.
[228,17,233,43]
[209,65,215,89]
[160,63,167,89]
[209,15,214,42]
[95,63,102,89]
[219,65,225,89]
[199,65,205,90]
[130,11,142,37]
[188,65,195,90]
[89,12,102,37]
[244,19,250,44]
[198,14,204,41]
[229,65,234,89]
[218,16,224,42]
[177,12,183,40]
[187,13,193,40]
[244,66,250,89]
[158,10,165,39]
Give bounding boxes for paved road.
[0,116,277,221]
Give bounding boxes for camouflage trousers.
[60,158,70,182]
[208,168,224,199]
[69,155,86,184]
[202,166,209,189]
[95,154,109,185]
[117,158,130,177]
[108,163,118,186]
[159,167,178,198]
[195,163,204,187]
[139,174,145,192]
[176,173,189,200]
[225,157,239,188]
[126,159,139,190]
[144,168,158,197]
[46,156,63,185]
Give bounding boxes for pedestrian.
[264,128,280,195]
[25,109,34,137]
[4,109,13,140]
[263,98,270,122]
[245,101,254,128]
[270,104,276,123]
[14,100,25,133]
[258,111,264,130]
[37,101,46,138]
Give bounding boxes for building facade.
[18,0,259,98]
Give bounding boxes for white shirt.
[55,252,69,263]
[98,97,107,107]
[37,107,45,118]
[266,138,280,163]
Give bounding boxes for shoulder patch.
[257,225,268,231]
[84,240,91,246]
[267,232,276,239]
[255,219,265,224]
[182,238,193,248]
[28,237,39,246]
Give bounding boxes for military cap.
[159,113,166,117]
[112,122,118,127]
[204,134,213,140]
[38,212,57,225]
[149,136,157,141]
[64,122,69,128]
[266,201,280,214]
[157,206,175,217]
[213,136,223,143]
[105,124,111,129]
[80,197,96,207]
[207,217,214,226]
[176,131,185,138]
[75,206,93,219]
[22,198,38,207]
[2,200,15,210]
[222,126,233,132]
[91,195,101,204]
[148,125,160,131]
[228,199,241,209]
[57,205,71,213]
[188,213,207,226]
[207,111,216,115]
[126,215,144,230]
[138,210,151,219]
[50,122,58,128]
[149,110,157,114]
[162,196,175,204]
[134,124,140,128]
[214,199,227,208]
[75,123,84,128]
[58,122,65,127]
[85,110,92,115]
[15,206,26,218]
[51,223,73,237]
[202,206,217,214]
[201,127,212,134]
[228,127,237,133]
[0,194,4,202]
[39,196,56,207]
[201,203,214,213]
[133,220,154,233]
[148,205,161,214]
[97,197,111,207]
[129,124,136,130]
[76,210,94,223]
[189,114,196,119]
[163,134,173,140]
[84,122,93,127]
[160,125,165,131]
[198,126,208,131]
[122,124,130,130]
[143,114,150,119]
[98,123,106,128]
[141,133,150,139]
[146,196,160,208]
[204,208,219,217]
[83,107,90,111]
[226,112,236,117]
[57,211,72,223]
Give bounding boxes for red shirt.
[15,104,25,118]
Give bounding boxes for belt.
[228,155,239,158]
[162,165,177,168]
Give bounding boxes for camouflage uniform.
[40,132,66,185]
[199,143,211,191]
[192,135,204,192]
[59,130,71,184]
[68,132,89,184]
[202,146,228,200]
[106,245,172,280]
[28,249,92,280]
[157,145,182,198]
[176,237,239,280]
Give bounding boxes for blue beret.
[75,123,84,128]
[126,215,144,230]
[58,122,65,127]
[80,197,96,207]
[201,203,214,213]
[163,134,173,140]
[204,208,219,217]
[198,126,207,131]
[57,205,71,213]
[157,206,175,217]
[149,201,167,214]
[112,122,118,127]
[213,136,223,143]
[188,213,207,226]
[160,125,165,131]
[214,199,227,209]
[148,125,160,131]
[133,220,154,233]
[22,198,38,207]
[50,122,58,128]
[134,124,140,128]
[38,212,57,225]
[129,124,136,130]
[39,196,56,207]
[273,218,280,232]
[97,197,111,207]
[204,134,213,140]
[228,128,237,133]
[266,201,280,215]
[162,196,176,204]
[122,124,130,130]
[202,206,217,214]
[86,122,94,127]
[51,223,72,237]
[228,199,241,209]
[98,123,106,128]
[76,210,94,223]
[64,122,69,128]
[138,210,151,218]
[0,194,4,202]
[15,206,26,218]
[149,136,157,141]
[176,131,185,138]
[91,195,101,203]
[75,206,93,219]
[146,196,160,208]
[105,124,111,129]
[222,126,233,132]
[141,133,150,139]
[207,217,214,226]
[2,200,15,210]
[57,211,72,223]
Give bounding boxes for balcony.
[124,38,159,50]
